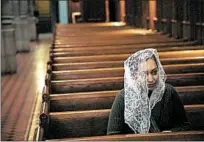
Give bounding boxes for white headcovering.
[124,48,167,133]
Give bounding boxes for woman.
[107,48,190,135]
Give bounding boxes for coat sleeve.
[170,86,191,131]
[107,90,125,135]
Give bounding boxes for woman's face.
[140,58,159,90]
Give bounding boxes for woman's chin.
[148,87,154,91]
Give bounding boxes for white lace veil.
[124,48,167,133]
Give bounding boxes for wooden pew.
[51,73,204,93]
[54,34,183,44]
[45,105,204,139]
[48,131,204,141]
[54,37,185,47]
[55,32,158,40]
[49,86,204,112]
[50,43,200,57]
[51,57,204,71]
[51,43,200,53]
[51,63,204,80]
[52,50,204,63]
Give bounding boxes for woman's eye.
[151,69,158,75]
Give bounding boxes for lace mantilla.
[124,48,167,133]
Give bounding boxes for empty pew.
[54,38,186,47]
[51,57,204,70]
[55,32,157,40]
[51,43,201,53]
[45,105,204,139]
[49,86,204,112]
[54,35,183,45]
[50,63,204,80]
[50,73,204,93]
[51,50,204,63]
[47,131,204,141]
[50,43,200,57]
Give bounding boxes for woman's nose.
[147,74,154,82]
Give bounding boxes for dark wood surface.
[50,85,204,112]
[51,43,201,53]
[47,105,204,139]
[48,130,204,141]
[42,23,203,141]
[51,63,204,80]
[50,43,200,57]
[52,50,204,63]
[51,73,204,93]
[51,57,204,70]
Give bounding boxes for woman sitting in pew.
[107,48,191,135]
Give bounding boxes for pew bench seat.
[45,105,204,139]
[47,130,204,141]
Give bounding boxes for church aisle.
[1,34,52,141]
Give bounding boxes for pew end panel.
[47,109,110,139]
[185,105,204,130]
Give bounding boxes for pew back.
[47,105,204,139]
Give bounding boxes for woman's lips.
[148,84,155,88]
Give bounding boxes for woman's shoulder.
[115,89,125,101]
[164,83,179,99]
[165,83,177,92]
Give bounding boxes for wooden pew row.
[46,105,204,139]
[54,36,186,46]
[51,57,204,71]
[51,63,204,80]
[50,41,198,51]
[51,43,200,58]
[54,34,182,44]
[55,25,130,32]
[55,28,150,37]
[50,73,204,93]
[51,43,200,53]
[54,32,158,40]
[55,31,160,39]
[49,86,204,112]
[47,131,204,141]
[55,30,153,37]
[52,50,204,63]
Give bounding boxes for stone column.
[1,0,13,16]
[15,15,30,52]
[1,20,17,74]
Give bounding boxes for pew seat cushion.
[107,83,191,135]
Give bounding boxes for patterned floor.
[1,34,52,141]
